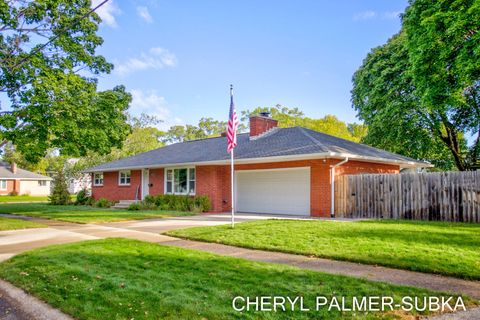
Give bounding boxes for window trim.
[118,170,131,186]
[164,167,196,195]
[0,180,7,190]
[93,173,104,186]
[38,180,47,187]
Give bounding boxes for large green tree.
[163,117,228,143]
[242,105,367,142]
[352,0,480,171]
[73,113,166,170]
[0,0,131,162]
[352,32,456,170]
[402,0,480,170]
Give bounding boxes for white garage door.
[236,167,310,216]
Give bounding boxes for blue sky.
[93,0,408,130]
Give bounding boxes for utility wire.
[5,0,110,72]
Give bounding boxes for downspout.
[330,157,349,218]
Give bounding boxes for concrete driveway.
[0,213,294,261]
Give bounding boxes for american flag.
[227,86,238,153]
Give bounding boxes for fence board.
[335,171,480,223]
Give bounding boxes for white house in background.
[68,174,91,194]
[0,161,52,196]
[66,158,91,194]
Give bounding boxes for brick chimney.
[10,162,17,174]
[249,112,278,138]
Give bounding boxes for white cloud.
[130,90,182,130]
[114,47,178,76]
[137,6,153,23]
[92,0,121,28]
[353,10,402,21]
[353,10,377,21]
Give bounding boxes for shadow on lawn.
[0,238,446,320]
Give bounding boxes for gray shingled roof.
[86,127,429,172]
[0,162,52,180]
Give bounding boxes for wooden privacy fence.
[335,171,480,222]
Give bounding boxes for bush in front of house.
[49,170,71,205]
[136,194,211,212]
[8,190,18,196]
[75,188,91,205]
[95,198,113,208]
[128,203,141,211]
[85,197,96,206]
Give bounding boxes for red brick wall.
[196,160,332,215]
[195,159,399,217]
[335,160,399,176]
[91,159,399,216]
[196,165,226,212]
[148,168,164,195]
[0,179,18,195]
[92,170,142,201]
[91,169,167,201]
[249,116,278,137]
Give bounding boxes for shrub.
[49,170,71,205]
[143,195,156,206]
[193,195,211,212]
[95,198,112,208]
[138,194,211,212]
[85,197,95,206]
[128,203,141,211]
[8,190,18,196]
[75,188,90,205]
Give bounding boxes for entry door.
[142,169,149,199]
[235,167,310,215]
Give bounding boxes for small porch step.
[112,199,139,209]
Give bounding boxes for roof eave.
[84,152,431,173]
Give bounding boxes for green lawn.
[0,217,46,231]
[167,219,480,280]
[0,194,77,203]
[0,203,193,223]
[0,238,461,320]
[0,195,49,202]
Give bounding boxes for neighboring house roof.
[0,162,53,180]
[86,127,430,172]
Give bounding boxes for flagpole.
[231,147,235,228]
[230,84,235,228]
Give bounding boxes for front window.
[0,180,6,190]
[38,180,47,187]
[165,168,195,194]
[119,170,131,186]
[93,173,103,186]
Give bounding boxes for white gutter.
[330,157,349,218]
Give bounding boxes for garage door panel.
[235,168,310,215]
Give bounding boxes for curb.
[427,307,480,319]
[0,279,73,320]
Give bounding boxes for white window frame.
[164,167,196,195]
[93,173,104,186]
[0,180,7,190]
[118,170,131,186]
[38,180,47,187]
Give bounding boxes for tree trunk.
[439,127,466,171]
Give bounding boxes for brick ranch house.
[0,162,52,196]
[86,114,429,217]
